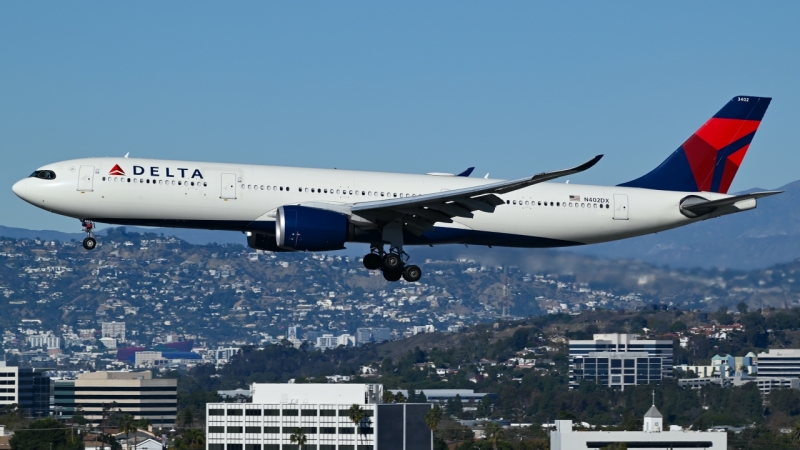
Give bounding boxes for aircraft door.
[77,166,94,191]
[220,173,237,199]
[613,194,628,220]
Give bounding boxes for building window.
[227,426,243,433]
[209,445,224,450]
[245,445,262,450]
[339,427,355,434]
[208,410,224,417]
[245,409,262,416]
[301,410,317,416]
[227,445,243,450]
[283,409,298,416]
[245,426,261,433]
[320,410,336,417]
[227,409,243,416]
[264,409,279,416]
[320,427,336,434]
[264,427,279,433]
[208,426,224,433]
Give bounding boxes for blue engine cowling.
[276,205,351,251]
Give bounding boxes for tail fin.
[619,96,771,193]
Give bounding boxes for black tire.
[382,269,402,282]
[82,237,97,250]
[363,253,381,270]
[403,265,422,282]
[382,253,402,270]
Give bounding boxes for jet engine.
[276,205,353,251]
[246,231,294,252]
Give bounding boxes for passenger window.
[556,202,560,206]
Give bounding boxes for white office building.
[550,401,726,450]
[101,321,126,341]
[757,349,800,378]
[207,383,432,450]
[569,333,673,389]
[26,333,61,349]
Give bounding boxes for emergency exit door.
[77,166,94,192]
[220,173,237,199]
[613,194,629,220]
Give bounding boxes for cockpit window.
[29,170,56,180]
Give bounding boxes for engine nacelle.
[276,205,351,251]
[246,232,295,252]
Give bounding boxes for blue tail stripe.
[709,132,756,193]
[618,147,699,192]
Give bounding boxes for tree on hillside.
[9,417,81,450]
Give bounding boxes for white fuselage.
[12,157,733,248]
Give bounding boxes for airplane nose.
[12,179,30,202]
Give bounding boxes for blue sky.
[1,2,798,232]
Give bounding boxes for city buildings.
[569,333,673,389]
[207,383,432,450]
[54,370,177,428]
[550,400,726,450]
[0,361,50,418]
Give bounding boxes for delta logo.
[109,164,125,176]
[108,164,204,179]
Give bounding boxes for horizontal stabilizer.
[680,191,782,217]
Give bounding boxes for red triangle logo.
[109,164,125,176]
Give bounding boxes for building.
[101,321,126,342]
[134,351,167,368]
[388,389,493,411]
[207,383,432,450]
[26,333,61,350]
[678,374,800,395]
[569,333,673,389]
[356,328,392,346]
[54,371,177,428]
[550,399,726,450]
[316,334,356,350]
[757,349,800,378]
[0,361,50,418]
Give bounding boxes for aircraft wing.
[350,155,603,235]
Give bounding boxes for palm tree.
[425,405,443,434]
[790,422,800,447]
[484,422,505,450]
[348,404,367,447]
[290,427,308,450]
[119,415,137,450]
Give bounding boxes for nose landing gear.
[81,220,97,250]
[363,245,422,283]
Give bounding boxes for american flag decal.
[569,195,580,201]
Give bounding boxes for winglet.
[457,167,475,177]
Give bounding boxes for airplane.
[12,95,780,283]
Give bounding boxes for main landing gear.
[363,245,422,283]
[81,220,97,250]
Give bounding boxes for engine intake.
[276,205,351,251]
[246,232,294,252]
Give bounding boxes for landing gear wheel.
[382,253,402,271]
[402,265,422,282]
[382,269,402,282]
[82,237,97,250]
[363,253,381,270]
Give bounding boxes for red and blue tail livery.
[620,96,771,193]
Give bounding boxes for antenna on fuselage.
[484,173,489,179]
[124,152,130,158]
